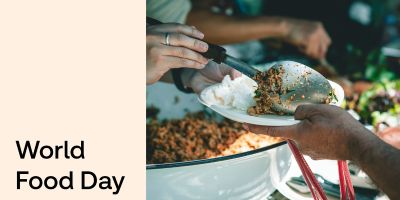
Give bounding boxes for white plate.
[198,80,344,126]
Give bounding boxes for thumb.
[229,69,242,80]
[244,123,299,139]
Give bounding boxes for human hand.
[147,23,209,84]
[245,104,372,161]
[283,19,331,60]
[183,61,241,93]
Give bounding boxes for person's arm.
[187,1,287,44]
[245,105,400,199]
[186,0,331,59]
[353,130,400,199]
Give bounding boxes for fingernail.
[201,42,208,51]
[196,30,205,39]
[243,124,249,131]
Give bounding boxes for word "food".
[17,171,125,195]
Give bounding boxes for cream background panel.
[0,1,145,199]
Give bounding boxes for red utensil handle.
[288,140,356,200]
[288,140,328,200]
[338,160,355,200]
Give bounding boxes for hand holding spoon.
[147,17,332,114]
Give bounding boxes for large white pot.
[147,79,293,199]
[146,142,292,200]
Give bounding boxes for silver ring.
[164,33,170,46]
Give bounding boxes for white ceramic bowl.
[146,142,292,200]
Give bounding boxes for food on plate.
[201,66,336,117]
[247,67,286,115]
[200,75,257,111]
[247,66,333,116]
[147,112,282,164]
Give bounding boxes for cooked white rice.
[201,75,257,110]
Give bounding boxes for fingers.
[168,33,208,52]
[305,41,320,59]
[318,32,331,58]
[148,23,205,39]
[318,38,328,58]
[188,71,215,94]
[244,124,299,139]
[163,56,206,69]
[160,45,208,65]
[304,24,331,59]
[305,41,328,60]
[319,43,327,59]
[305,36,328,59]
[214,63,241,80]
[149,32,208,53]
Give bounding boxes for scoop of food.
[248,61,334,115]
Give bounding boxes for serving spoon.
[204,51,332,114]
[147,17,332,114]
[263,61,332,114]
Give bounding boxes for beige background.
[0,0,145,199]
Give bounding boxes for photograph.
[146,0,400,199]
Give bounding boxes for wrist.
[265,16,290,39]
[279,18,290,39]
[349,127,378,163]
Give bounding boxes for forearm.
[352,129,400,199]
[186,10,288,44]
